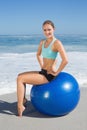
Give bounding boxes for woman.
[17,20,68,117]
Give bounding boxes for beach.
[0,87,87,130]
[0,0,87,129]
[0,34,87,95]
[0,34,87,129]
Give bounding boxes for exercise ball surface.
[30,72,80,116]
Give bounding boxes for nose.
[45,30,49,35]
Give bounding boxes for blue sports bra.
[42,37,58,59]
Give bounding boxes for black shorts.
[39,69,55,82]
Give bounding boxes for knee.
[17,73,23,83]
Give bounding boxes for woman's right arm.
[36,40,43,68]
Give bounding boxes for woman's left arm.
[53,40,68,76]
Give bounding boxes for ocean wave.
[0,51,87,95]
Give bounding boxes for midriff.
[42,58,57,72]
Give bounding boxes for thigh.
[19,71,49,85]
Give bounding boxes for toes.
[17,106,25,117]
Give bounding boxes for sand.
[0,87,87,130]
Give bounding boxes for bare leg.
[23,83,27,106]
[17,76,25,117]
[17,71,48,117]
[24,83,26,99]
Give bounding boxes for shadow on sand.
[0,100,57,118]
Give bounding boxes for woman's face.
[43,24,55,38]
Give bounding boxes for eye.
[43,29,51,32]
[44,29,46,32]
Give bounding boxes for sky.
[0,0,87,35]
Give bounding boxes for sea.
[0,34,87,95]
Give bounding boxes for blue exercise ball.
[30,72,80,116]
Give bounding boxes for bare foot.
[17,105,25,117]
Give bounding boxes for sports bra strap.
[42,37,58,59]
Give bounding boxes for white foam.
[0,51,87,95]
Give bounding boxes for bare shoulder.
[54,39,63,46]
[39,39,44,47]
[39,39,45,46]
[37,39,45,53]
[54,39,64,51]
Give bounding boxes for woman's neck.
[46,36,54,44]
